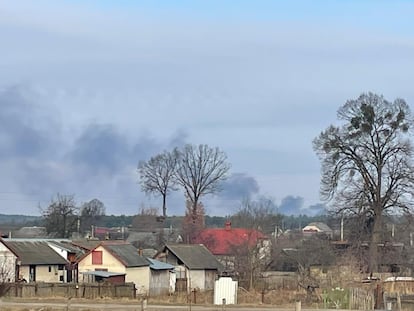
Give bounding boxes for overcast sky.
[1,0,414,216]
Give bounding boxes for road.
[0,299,349,311]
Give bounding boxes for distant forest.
[0,213,331,232]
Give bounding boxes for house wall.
[19,265,65,283]
[204,270,217,290]
[149,269,172,296]
[78,246,149,292]
[125,266,150,294]
[0,243,17,282]
[78,246,126,274]
[188,269,205,290]
[48,244,68,260]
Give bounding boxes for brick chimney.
[225,221,231,231]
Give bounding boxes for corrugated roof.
[194,227,267,255]
[164,244,223,270]
[71,240,101,251]
[147,258,174,270]
[48,241,83,254]
[103,243,149,268]
[4,240,68,265]
[81,271,125,278]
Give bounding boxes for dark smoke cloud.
[306,203,327,216]
[0,85,188,214]
[219,173,260,200]
[279,195,304,216]
[0,85,58,159]
[68,124,132,175]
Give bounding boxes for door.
[29,265,36,282]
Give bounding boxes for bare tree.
[229,198,279,289]
[182,199,205,243]
[313,93,414,272]
[231,197,282,234]
[175,144,230,224]
[138,149,179,217]
[80,198,106,233]
[41,194,79,238]
[0,256,14,296]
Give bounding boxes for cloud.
[279,195,304,216]
[68,124,132,176]
[219,173,259,200]
[0,85,58,159]
[305,203,327,216]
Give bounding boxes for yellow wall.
[78,245,150,292]
[19,265,65,283]
[78,246,126,274]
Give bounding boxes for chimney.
[138,248,143,256]
[225,221,231,231]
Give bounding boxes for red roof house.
[194,221,270,274]
[194,221,267,256]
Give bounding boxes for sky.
[1,0,414,216]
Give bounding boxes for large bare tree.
[138,149,179,217]
[80,198,106,233]
[313,92,414,272]
[175,144,230,226]
[41,194,79,238]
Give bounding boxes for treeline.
[9,213,332,232]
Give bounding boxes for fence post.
[295,300,301,311]
[141,298,147,311]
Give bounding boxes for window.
[48,266,52,273]
[92,251,103,265]
[58,264,65,270]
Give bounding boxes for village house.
[194,221,270,273]
[3,239,69,283]
[47,240,85,282]
[77,241,150,294]
[302,222,333,238]
[154,244,223,292]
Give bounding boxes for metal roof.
[164,244,223,270]
[4,240,68,265]
[103,243,150,268]
[80,271,126,278]
[48,241,84,254]
[147,258,174,270]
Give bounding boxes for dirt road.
[0,299,299,311]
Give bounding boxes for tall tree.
[175,144,230,225]
[80,198,106,233]
[138,149,179,217]
[231,197,282,234]
[313,92,414,272]
[41,194,79,238]
[182,199,205,244]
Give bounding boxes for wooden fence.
[3,282,137,299]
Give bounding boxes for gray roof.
[305,222,333,232]
[48,241,84,254]
[164,244,223,270]
[4,240,68,265]
[71,240,101,251]
[103,243,149,268]
[147,258,174,270]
